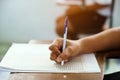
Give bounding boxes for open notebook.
[0,43,100,73]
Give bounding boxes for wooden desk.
[8,40,105,80]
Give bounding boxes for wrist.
[77,38,92,54]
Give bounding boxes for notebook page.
[0,43,100,73]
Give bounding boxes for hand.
[49,38,81,63]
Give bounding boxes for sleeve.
[95,0,112,5]
[56,0,112,5]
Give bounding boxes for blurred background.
[0,0,120,60]
[0,0,67,60]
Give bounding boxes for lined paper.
[0,43,100,73]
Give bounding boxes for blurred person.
[56,0,114,39]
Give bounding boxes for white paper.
[0,43,100,73]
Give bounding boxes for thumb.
[56,47,72,63]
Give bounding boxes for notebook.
[0,43,100,73]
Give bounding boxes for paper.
[0,43,100,73]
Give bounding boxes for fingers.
[49,38,63,51]
[49,38,63,62]
[56,47,73,63]
[50,51,70,63]
[49,38,74,63]
[56,53,69,63]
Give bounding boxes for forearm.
[78,27,120,53]
[85,4,110,11]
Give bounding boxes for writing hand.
[49,38,81,63]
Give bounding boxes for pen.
[61,16,68,66]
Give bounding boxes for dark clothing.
[104,72,120,80]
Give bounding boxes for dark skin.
[49,27,120,63]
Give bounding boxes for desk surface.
[8,40,105,80]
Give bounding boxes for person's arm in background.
[57,0,111,10]
[49,27,120,63]
[84,3,110,11]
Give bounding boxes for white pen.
[61,16,68,66]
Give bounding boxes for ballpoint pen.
[61,16,68,66]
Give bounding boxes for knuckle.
[55,38,62,41]
[59,54,68,60]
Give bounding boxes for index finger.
[49,38,63,53]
